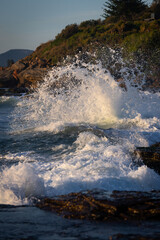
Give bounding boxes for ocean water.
[0,55,160,239]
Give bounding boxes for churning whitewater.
[0,57,160,205]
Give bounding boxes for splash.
[5,51,160,204]
[11,55,160,132]
[0,163,45,205]
[35,131,160,196]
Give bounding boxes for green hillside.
[24,14,160,66]
[1,1,160,94]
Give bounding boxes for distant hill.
[0,49,33,67]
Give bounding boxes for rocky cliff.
[0,57,51,95]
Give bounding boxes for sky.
[0,0,153,54]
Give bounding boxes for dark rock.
[135,143,160,174]
[0,54,50,94]
[37,58,48,68]
[36,190,160,221]
[0,69,19,88]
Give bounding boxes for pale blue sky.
[0,0,153,54]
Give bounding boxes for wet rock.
[0,56,50,94]
[18,68,47,88]
[135,143,160,174]
[10,60,27,72]
[0,69,19,88]
[0,48,159,95]
[36,190,160,221]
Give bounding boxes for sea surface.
[0,56,160,239]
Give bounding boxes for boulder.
[0,54,51,93]
[18,68,47,88]
[0,69,19,88]
[10,60,27,72]
[135,142,160,175]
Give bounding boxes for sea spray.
[1,52,160,205]
[12,54,160,132]
[0,163,45,205]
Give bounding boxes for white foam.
[7,57,160,203]
[11,63,121,132]
[0,162,45,205]
[35,131,160,196]
[0,152,35,162]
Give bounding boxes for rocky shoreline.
[0,47,160,95]
[36,189,160,240]
[135,143,160,175]
[36,190,160,222]
[36,143,160,229]
[0,57,52,95]
[1,49,160,239]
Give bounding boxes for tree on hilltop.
[151,0,160,19]
[102,0,147,20]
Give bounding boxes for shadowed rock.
[36,190,160,221]
[135,142,160,174]
[0,69,19,88]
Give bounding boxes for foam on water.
[37,131,160,196]
[1,55,160,205]
[0,163,45,205]
[1,130,160,205]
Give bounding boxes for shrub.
[56,24,79,40]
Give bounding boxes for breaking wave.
[1,51,160,205]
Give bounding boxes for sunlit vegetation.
[25,2,160,66]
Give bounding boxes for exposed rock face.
[0,48,160,95]
[36,190,160,221]
[17,68,47,88]
[10,61,27,71]
[0,69,19,88]
[0,58,51,94]
[135,142,160,175]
